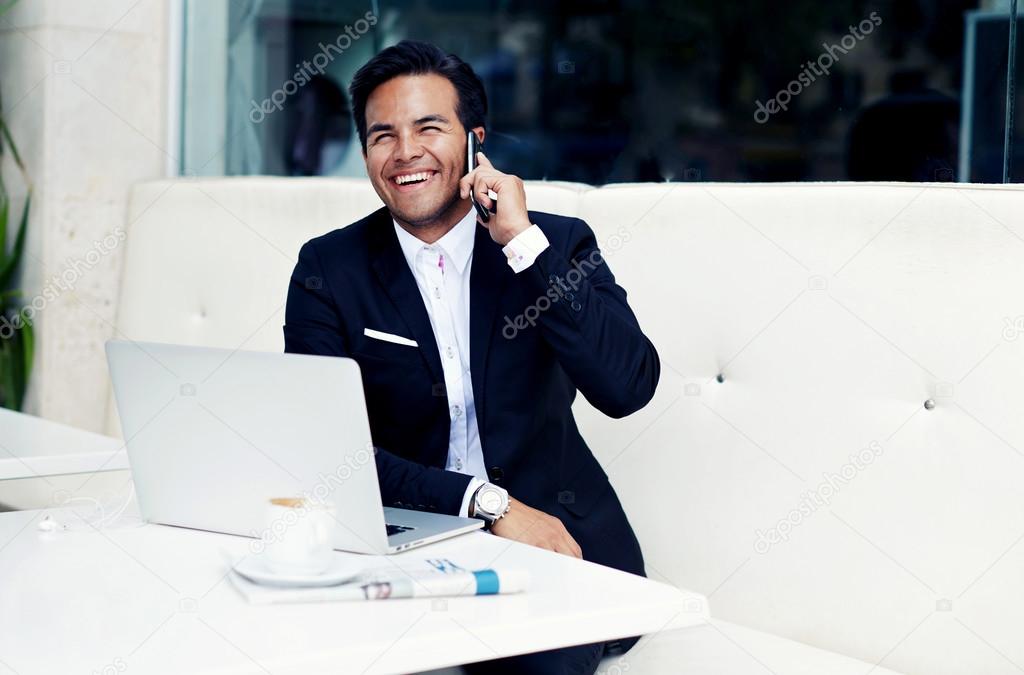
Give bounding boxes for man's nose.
[393,132,423,163]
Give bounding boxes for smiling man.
[284,40,660,674]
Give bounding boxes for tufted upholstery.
[109,177,1024,675]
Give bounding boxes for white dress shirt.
[393,207,549,517]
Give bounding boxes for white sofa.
[107,177,1024,674]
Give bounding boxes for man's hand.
[490,497,583,558]
[458,151,532,246]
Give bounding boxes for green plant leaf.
[0,0,19,19]
[0,310,32,411]
[0,113,27,178]
[0,192,30,289]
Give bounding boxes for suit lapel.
[368,208,445,384]
[469,222,512,426]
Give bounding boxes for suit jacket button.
[571,301,582,312]
[489,466,504,483]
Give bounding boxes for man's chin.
[389,195,460,229]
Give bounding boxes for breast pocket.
[352,329,423,367]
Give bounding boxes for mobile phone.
[466,131,491,223]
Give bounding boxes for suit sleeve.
[517,217,661,418]
[283,240,473,515]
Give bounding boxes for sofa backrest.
[110,177,1024,675]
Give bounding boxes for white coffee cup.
[260,497,335,575]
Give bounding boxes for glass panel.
[181,0,1021,183]
[962,9,1022,182]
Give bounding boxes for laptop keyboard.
[386,523,414,536]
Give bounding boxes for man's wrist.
[460,478,486,518]
[502,219,534,244]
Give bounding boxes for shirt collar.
[393,206,476,276]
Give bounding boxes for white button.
[446,346,455,359]
[434,287,441,299]
[451,405,462,417]
[455,459,463,470]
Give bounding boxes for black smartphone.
[466,131,491,223]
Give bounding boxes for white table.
[0,507,708,674]
[0,408,127,481]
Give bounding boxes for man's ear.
[472,127,485,145]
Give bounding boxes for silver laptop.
[105,340,482,554]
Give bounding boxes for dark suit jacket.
[283,206,659,576]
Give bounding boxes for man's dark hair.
[349,40,488,153]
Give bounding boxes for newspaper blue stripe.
[473,569,500,595]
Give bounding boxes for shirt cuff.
[459,478,487,518]
[502,224,550,273]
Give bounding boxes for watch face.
[479,487,504,514]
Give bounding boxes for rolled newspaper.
[230,565,530,604]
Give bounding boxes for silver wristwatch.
[471,482,510,529]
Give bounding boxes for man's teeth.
[395,172,432,185]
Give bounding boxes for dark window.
[181,1,1022,183]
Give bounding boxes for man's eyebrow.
[414,114,451,126]
[366,122,394,136]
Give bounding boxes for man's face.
[363,74,476,228]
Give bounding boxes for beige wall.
[0,0,170,431]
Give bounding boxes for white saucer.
[233,555,364,588]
